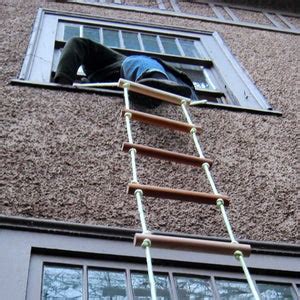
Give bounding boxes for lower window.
[28,255,299,299]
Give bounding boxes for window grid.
[155,35,165,54]
[57,22,210,60]
[40,261,300,300]
[174,38,185,57]
[137,33,144,51]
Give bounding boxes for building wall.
[1,0,298,243]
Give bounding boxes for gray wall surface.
[1,0,298,243]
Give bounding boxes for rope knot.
[142,238,151,248]
[216,198,224,207]
[234,250,243,260]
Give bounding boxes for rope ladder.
[74,79,261,300]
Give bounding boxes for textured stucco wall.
[1,0,298,243]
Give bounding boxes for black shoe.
[54,75,73,85]
[129,78,192,109]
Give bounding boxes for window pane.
[64,25,80,41]
[83,26,100,43]
[103,29,120,48]
[52,48,62,72]
[179,39,200,58]
[258,282,295,300]
[187,69,210,90]
[123,31,141,50]
[160,37,181,56]
[175,275,213,299]
[131,272,171,300]
[216,279,253,299]
[88,269,127,300]
[42,265,83,300]
[141,34,160,53]
[174,64,211,90]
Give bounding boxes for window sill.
[10,79,282,116]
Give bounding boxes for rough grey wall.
[1,0,298,243]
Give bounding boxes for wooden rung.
[122,142,213,167]
[134,233,251,257]
[122,109,202,133]
[118,78,190,105]
[127,183,230,206]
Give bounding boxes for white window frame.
[18,9,276,113]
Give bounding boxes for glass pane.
[52,48,62,72]
[83,26,100,43]
[123,31,141,50]
[258,282,295,300]
[131,272,171,300]
[187,69,210,90]
[103,29,120,48]
[42,265,83,300]
[216,279,253,300]
[141,34,160,53]
[175,275,213,299]
[179,39,200,58]
[88,269,127,300]
[160,37,181,56]
[64,25,80,41]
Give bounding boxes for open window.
[19,9,273,112]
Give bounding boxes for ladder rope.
[235,251,261,299]
[180,100,260,300]
[115,79,260,299]
[122,86,158,300]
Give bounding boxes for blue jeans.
[120,55,198,100]
[121,55,167,81]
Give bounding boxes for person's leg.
[54,37,124,84]
[121,55,168,81]
[120,55,194,108]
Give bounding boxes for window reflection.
[83,26,100,43]
[131,272,171,300]
[123,31,141,50]
[257,282,295,300]
[141,34,160,53]
[175,275,213,299]
[88,269,127,300]
[216,279,254,299]
[160,37,181,56]
[42,265,83,300]
[103,29,120,48]
[64,25,80,41]
[179,39,200,58]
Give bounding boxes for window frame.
[15,9,281,114]
[61,0,300,35]
[28,253,300,300]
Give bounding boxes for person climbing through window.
[54,37,198,108]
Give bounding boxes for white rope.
[135,190,148,233]
[236,251,261,300]
[73,82,119,88]
[122,87,157,300]
[180,100,260,299]
[144,241,158,300]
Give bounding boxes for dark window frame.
[29,253,300,300]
